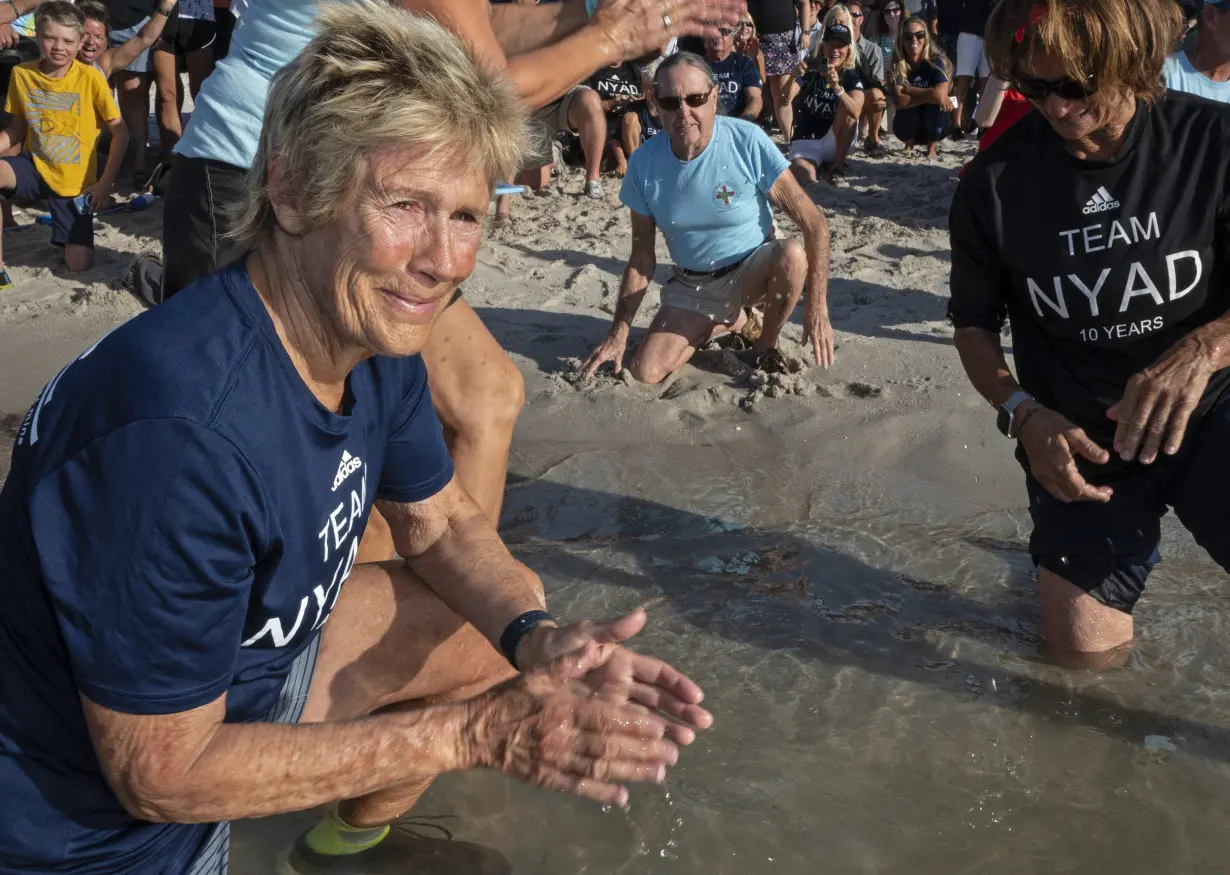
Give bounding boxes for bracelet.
[499,609,556,670]
[1013,403,1042,439]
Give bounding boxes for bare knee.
[627,351,674,385]
[455,352,526,435]
[779,237,808,280]
[64,245,94,273]
[1039,569,1134,667]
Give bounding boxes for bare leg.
[620,111,641,160]
[770,74,794,140]
[152,48,183,160]
[610,140,628,177]
[567,88,606,184]
[831,102,858,172]
[627,306,720,385]
[0,159,14,262]
[1039,569,1133,670]
[742,239,806,354]
[864,88,886,148]
[300,560,521,827]
[790,157,818,186]
[185,45,214,99]
[113,71,150,175]
[64,244,94,273]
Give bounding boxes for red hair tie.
[1015,3,1050,43]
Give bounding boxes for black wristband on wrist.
[499,609,556,670]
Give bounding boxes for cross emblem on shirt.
[715,185,735,205]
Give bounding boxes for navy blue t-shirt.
[792,67,865,141]
[905,58,949,90]
[709,51,762,118]
[0,261,454,873]
[624,99,663,143]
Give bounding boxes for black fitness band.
[499,610,556,669]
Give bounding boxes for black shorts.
[161,154,248,298]
[0,154,94,249]
[158,17,217,55]
[1020,396,1230,613]
[213,7,235,59]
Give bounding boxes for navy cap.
[824,22,853,45]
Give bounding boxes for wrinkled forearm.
[108,704,467,824]
[802,214,831,316]
[1179,309,1230,371]
[611,258,654,332]
[505,25,618,109]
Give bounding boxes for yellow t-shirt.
[5,61,121,197]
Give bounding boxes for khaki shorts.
[660,242,776,324]
[524,86,587,166]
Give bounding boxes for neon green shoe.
[276,815,510,874]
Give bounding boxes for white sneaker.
[584,180,604,199]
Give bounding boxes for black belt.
[675,241,767,280]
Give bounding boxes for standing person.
[951,0,993,135]
[1163,0,1230,103]
[156,0,740,559]
[949,0,1230,666]
[150,0,214,165]
[0,7,712,874]
[933,0,962,58]
[789,22,865,183]
[103,0,169,190]
[874,0,904,67]
[212,0,233,59]
[749,0,812,138]
[706,22,764,120]
[582,53,834,383]
[0,2,127,288]
[888,15,951,155]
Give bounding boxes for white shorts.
[787,130,839,166]
[956,32,989,79]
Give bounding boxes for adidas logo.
[331,450,362,492]
[1082,186,1120,215]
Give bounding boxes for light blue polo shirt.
[1163,51,1230,105]
[175,0,321,168]
[619,116,790,272]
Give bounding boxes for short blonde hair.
[822,4,857,72]
[232,0,530,249]
[35,1,85,36]
[985,0,1181,103]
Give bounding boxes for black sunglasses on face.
[1013,73,1096,101]
[850,10,863,17]
[718,27,733,35]
[884,6,902,13]
[656,90,712,110]
[903,31,927,42]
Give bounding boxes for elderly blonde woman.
[0,6,713,874]
[788,21,866,185]
[950,0,1230,666]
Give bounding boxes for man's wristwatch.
[997,390,1033,438]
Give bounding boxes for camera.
[805,53,829,73]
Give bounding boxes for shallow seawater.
[233,443,1230,875]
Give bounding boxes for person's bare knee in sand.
[583,52,835,386]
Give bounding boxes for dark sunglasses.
[1013,73,1096,101]
[655,90,712,110]
[850,10,863,17]
[903,30,927,42]
[884,6,903,13]
[717,27,733,36]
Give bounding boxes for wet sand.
[4,141,1230,874]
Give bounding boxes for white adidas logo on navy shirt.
[1082,186,1120,215]
[331,449,362,492]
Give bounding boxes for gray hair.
[652,51,717,93]
[231,0,530,249]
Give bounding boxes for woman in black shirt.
[888,16,952,155]
[949,0,1230,665]
[788,22,865,184]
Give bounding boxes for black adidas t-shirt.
[587,62,643,125]
[949,93,1230,476]
[792,67,865,141]
[710,52,762,117]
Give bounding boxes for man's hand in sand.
[593,0,746,59]
[1017,404,1113,503]
[465,642,685,807]
[805,301,834,368]
[582,328,630,379]
[515,609,713,744]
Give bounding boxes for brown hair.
[77,1,109,30]
[35,1,86,36]
[890,15,951,86]
[985,0,1182,103]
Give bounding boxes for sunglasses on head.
[1013,73,1096,101]
[655,90,712,110]
[903,30,927,41]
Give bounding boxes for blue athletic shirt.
[175,0,320,168]
[0,260,454,873]
[620,115,790,272]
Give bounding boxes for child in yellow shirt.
[0,1,128,288]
